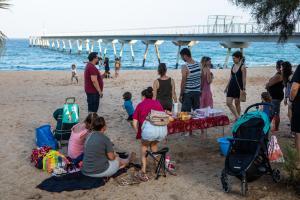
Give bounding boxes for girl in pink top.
[68,113,98,161]
[200,56,214,108]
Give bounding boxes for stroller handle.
[65,97,76,104]
[244,103,273,114]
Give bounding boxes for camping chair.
[53,97,79,147]
[146,147,169,180]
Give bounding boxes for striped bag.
[42,150,70,173]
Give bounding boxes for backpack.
[42,150,70,173]
[36,125,58,150]
[31,146,52,169]
[147,110,169,126]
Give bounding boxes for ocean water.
[1,39,300,71]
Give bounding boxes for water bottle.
[165,155,170,168]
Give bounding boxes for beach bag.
[62,97,79,124]
[268,135,284,163]
[147,110,169,126]
[31,146,52,169]
[36,125,58,150]
[141,121,167,142]
[42,150,70,173]
[234,64,246,102]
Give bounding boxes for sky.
[0,0,251,38]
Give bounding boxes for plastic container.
[217,137,232,156]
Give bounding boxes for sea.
[1,39,300,71]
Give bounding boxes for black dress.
[227,64,243,98]
[157,78,173,111]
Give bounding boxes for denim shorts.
[86,93,100,113]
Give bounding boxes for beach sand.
[0,68,297,200]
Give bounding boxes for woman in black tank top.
[153,63,177,111]
[224,51,247,121]
[266,60,284,131]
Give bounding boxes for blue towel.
[232,111,270,134]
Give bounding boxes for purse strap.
[233,63,244,91]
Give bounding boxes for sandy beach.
[0,68,297,200]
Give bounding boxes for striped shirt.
[184,61,201,93]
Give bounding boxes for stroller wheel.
[241,176,248,196]
[221,169,231,193]
[272,169,281,183]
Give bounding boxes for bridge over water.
[29,15,300,68]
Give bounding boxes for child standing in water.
[71,64,78,84]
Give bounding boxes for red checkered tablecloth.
[167,115,230,135]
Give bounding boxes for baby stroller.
[221,103,281,196]
[53,97,79,147]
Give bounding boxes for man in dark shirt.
[84,52,104,113]
[290,65,300,162]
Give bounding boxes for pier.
[29,15,300,68]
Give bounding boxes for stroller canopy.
[232,111,270,135]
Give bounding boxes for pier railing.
[41,22,300,38]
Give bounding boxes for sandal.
[135,171,149,182]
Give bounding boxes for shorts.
[291,101,300,133]
[181,91,201,112]
[86,93,100,113]
[271,99,282,116]
[141,121,167,142]
[85,160,119,178]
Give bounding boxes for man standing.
[84,52,103,113]
[290,65,300,165]
[179,48,201,112]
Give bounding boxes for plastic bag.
[268,135,284,163]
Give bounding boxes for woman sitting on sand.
[153,63,177,111]
[67,113,98,164]
[82,116,130,177]
[133,87,165,181]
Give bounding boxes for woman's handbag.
[235,73,246,102]
[147,110,169,126]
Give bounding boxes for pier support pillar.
[90,40,94,53]
[112,40,118,59]
[51,40,55,50]
[130,44,135,61]
[68,40,72,54]
[77,40,83,54]
[62,40,66,52]
[97,40,102,57]
[46,40,50,48]
[142,43,149,67]
[56,40,60,51]
[220,42,249,68]
[119,43,125,60]
[224,48,231,68]
[175,45,181,69]
[154,44,161,64]
[104,48,107,58]
[85,40,90,54]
